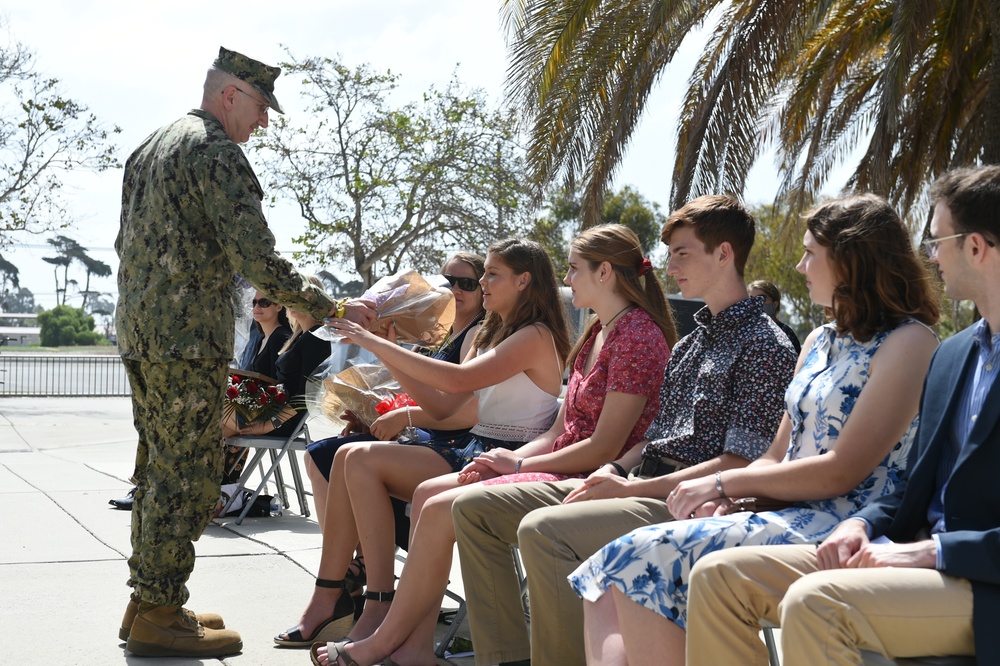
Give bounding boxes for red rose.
[245,380,259,394]
[225,386,239,399]
[231,375,242,383]
[266,385,279,396]
[275,391,287,404]
[258,393,270,405]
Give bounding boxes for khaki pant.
[124,358,228,607]
[686,545,975,666]
[451,479,675,666]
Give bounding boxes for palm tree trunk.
[986,0,1000,164]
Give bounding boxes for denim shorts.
[414,432,523,473]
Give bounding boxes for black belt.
[634,453,689,479]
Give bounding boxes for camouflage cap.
[212,46,284,114]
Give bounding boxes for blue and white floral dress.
[568,320,927,629]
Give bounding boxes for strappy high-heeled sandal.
[364,589,395,604]
[274,578,356,648]
[344,555,366,594]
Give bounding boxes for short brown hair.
[930,166,1000,242]
[805,194,939,341]
[661,195,756,276]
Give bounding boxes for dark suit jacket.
[856,325,1000,660]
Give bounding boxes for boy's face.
[665,226,718,300]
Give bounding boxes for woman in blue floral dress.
[570,194,942,665]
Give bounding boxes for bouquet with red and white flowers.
[223,372,288,424]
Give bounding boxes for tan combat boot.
[118,598,225,640]
[125,603,242,658]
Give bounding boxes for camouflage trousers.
[122,358,228,607]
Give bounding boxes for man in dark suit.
[682,166,1000,665]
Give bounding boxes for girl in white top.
[275,238,570,650]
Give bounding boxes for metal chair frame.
[221,418,312,525]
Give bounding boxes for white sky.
[2,0,794,310]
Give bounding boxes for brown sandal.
[310,639,359,666]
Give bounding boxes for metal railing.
[0,354,131,397]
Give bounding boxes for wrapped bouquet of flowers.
[363,269,456,347]
[318,362,401,430]
[223,370,288,424]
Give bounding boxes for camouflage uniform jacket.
[116,109,334,361]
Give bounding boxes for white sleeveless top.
[470,325,562,442]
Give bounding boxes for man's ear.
[969,233,992,261]
[716,241,733,266]
[221,85,238,110]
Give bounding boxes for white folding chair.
[221,417,312,525]
[761,623,974,666]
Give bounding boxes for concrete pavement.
[0,397,473,666]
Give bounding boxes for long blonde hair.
[279,275,326,354]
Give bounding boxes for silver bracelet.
[406,405,413,428]
[715,470,726,498]
[514,458,524,474]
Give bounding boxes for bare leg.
[614,586,685,666]
[329,480,473,666]
[583,593,626,666]
[343,443,454,641]
[278,442,366,641]
[304,453,329,529]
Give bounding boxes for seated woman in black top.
[235,290,293,375]
[247,291,293,377]
[233,276,334,441]
[222,291,294,479]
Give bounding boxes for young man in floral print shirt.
[451,194,797,666]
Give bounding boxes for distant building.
[0,313,41,346]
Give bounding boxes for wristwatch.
[334,298,347,319]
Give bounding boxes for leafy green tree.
[37,305,104,346]
[744,202,825,338]
[0,250,18,298]
[0,21,120,246]
[0,286,33,314]
[42,235,81,306]
[528,184,664,276]
[85,294,116,338]
[254,54,532,288]
[502,0,1000,226]
[40,234,110,307]
[76,253,112,310]
[316,271,365,299]
[601,186,663,253]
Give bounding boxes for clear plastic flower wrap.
[304,343,398,431]
[363,269,456,347]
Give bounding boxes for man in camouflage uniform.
[115,47,373,658]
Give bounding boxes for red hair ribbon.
[638,257,653,276]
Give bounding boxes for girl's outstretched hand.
[326,317,376,348]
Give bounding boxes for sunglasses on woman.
[444,275,480,292]
[252,298,275,308]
